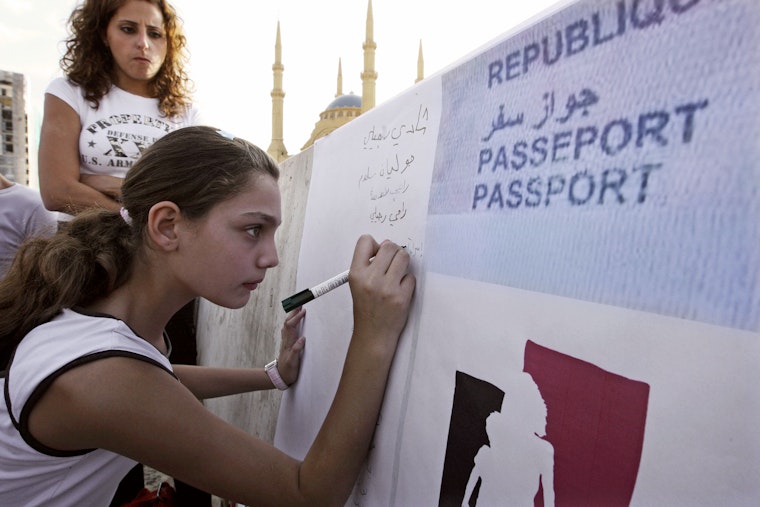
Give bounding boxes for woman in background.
[37,1,202,502]
[38,0,200,215]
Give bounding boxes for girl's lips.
[243,281,260,291]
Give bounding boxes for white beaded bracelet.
[265,359,289,391]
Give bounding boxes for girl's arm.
[174,307,306,398]
[172,365,285,398]
[28,356,309,505]
[38,94,121,213]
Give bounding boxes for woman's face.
[105,0,167,95]
[171,173,282,310]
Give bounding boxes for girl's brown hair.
[0,127,279,365]
[61,0,192,117]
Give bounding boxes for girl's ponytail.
[0,209,135,365]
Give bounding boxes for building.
[0,70,29,184]
[299,60,363,152]
[266,0,424,162]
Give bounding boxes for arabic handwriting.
[356,104,428,259]
[359,152,416,188]
[363,104,429,148]
[392,180,410,195]
[404,237,424,259]
[359,165,375,186]
[369,201,407,226]
[369,180,410,201]
[369,186,390,201]
[369,207,386,224]
[389,202,407,222]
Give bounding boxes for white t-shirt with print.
[45,77,202,179]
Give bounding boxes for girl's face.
[105,0,167,95]
[172,174,282,309]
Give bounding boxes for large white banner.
[275,1,760,505]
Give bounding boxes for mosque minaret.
[266,21,288,163]
[360,0,377,113]
[416,40,424,84]
[336,58,344,98]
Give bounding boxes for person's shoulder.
[1,184,57,232]
[45,76,79,94]
[177,102,203,126]
[4,183,42,203]
[25,309,129,349]
[45,76,86,110]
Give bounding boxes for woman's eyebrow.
[116,19,163,31]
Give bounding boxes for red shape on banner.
[524,340,649,507]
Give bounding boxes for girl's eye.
[149,30,164,39]
[120,26,135,34]
[246,226,262,239]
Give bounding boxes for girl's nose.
[259,239,279,269]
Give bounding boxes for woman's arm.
[38,94,121,213]
[79,174,124,202]
[174,307,306,398]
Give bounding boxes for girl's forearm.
[173,365,275,399]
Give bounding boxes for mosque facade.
[266,0,424,163]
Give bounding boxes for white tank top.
[0,308,175,506]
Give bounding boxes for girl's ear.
[147,201,181,251]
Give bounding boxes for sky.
[0,0,565,170]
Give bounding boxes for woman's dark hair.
[0,126,279,364]
[61,0,192,117]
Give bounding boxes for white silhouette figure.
[462,372,554,506]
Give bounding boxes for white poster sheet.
[274,78,442,506]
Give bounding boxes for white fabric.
[45,77,202,179]
[0,183,57,278]
[0,308,175,506]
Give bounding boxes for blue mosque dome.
[326,93,361,110]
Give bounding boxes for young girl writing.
[0,126,415,506]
